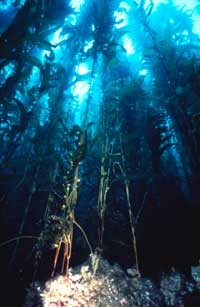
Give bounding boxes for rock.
[126,268,140,278]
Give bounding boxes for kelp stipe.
[34,125,93,279]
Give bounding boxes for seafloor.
[24,254,200,307]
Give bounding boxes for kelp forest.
[1,0,200,306]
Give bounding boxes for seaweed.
[0,2,200,304]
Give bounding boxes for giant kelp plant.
[0,0,200,306]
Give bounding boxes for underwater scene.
[1,0,200,306]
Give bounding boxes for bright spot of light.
[175,0,197,9]
[139,0,167,9]
[41,27,69,60]
[114,12,127,28]
[193,15,200,35]
[114,2,129,29]
[139,69,148,76]
[28,66,40,87]
[0,62,15,85]
[39,94,50,126]
[122,35,136,55]
[0,0,25,10]
[4,63,15,79]
[143,0,198,10]
[65,14,77,25]
[70,0,85,12]
[76,63,89,75]
[73,81,90,101]
[119,1,131,11]
[136,0,200,36]
[50,28,63,45]
[182,30,189,36]
[84,40,94,53]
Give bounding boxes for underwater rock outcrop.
[24,255,200,307]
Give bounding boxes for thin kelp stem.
[114,134,140,275]
[97,134,113,247]
[73,219,93,254]
[51,241,62,278]
[0,236,38,247]
[10,164,40,265]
